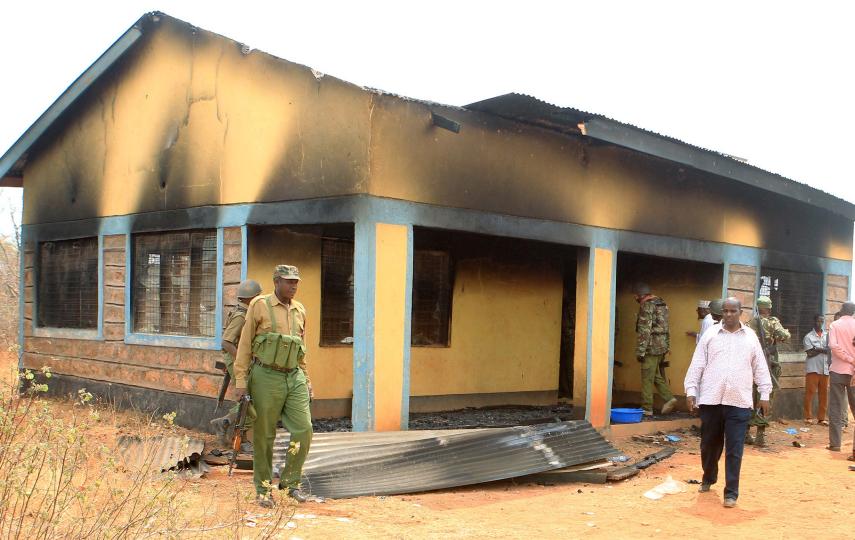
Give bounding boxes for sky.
[1,1,853,277]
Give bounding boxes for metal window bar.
[411,250,452,346]
[320,238,354,346]
[37,238,99,329]
[132,231,217,337]
[758,268,822,353]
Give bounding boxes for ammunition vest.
[251,296,306,370]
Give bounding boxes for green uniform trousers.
[641,353,674,412]
[749,355,781,428]
[248,365,313,495]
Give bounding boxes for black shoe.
[287,488,308,503]
[256,494,275,508]
[239,441,253,454]
[698,483,712,493]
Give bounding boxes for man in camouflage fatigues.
[634,283,678,416]
[746,295,790,447]
[210,279,262,445]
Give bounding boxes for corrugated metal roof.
[269,421,618,499]
[466,93,855,221]
[117,435,207,476]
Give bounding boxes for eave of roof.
[466,93,855,221]
[0,13,150,186]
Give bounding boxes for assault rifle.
[228,394,252,477]
[214,360,230,413]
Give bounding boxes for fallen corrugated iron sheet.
[117,435,209,477]
[275,421,618,499]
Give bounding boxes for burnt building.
[1,12,852,431]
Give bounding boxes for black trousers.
[698,404,752,500]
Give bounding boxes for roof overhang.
[467,94,855,222]
[0,15,147,185]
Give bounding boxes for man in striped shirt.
[684,297,773,508]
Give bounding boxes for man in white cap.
[687,300,713,344]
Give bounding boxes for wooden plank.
[780,362,806,378]
[524,470,608,485]
[778,376,805,390]
[607,466,640,482]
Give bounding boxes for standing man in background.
[746,295,790,447]
[803,314,830,425]
[685,297,772,509]
[827,302,855,460]
[211,279,262,446]
[634,283,678,416]
[687,300,713,343]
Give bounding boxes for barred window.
[37,238,99,329]
[411,250,452,346]
[320,238,354,346]
[132,231,217,337]
[758,268,822,353]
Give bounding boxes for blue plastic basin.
[610,408,644,424]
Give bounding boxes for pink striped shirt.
[684,322,773,409]
[828,315,855,376]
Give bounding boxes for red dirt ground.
[5,353,854,539]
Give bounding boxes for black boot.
[287,488,308,503]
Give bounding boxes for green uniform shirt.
[748,315,790,350]
[234,293,308,389]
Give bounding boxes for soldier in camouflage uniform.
[634,283,678,416]
[745,295,790,447]
[210,279,262,444]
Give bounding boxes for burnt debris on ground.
[312,404,576,432]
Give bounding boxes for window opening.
[132,231,217,337]
[37,237,99,329]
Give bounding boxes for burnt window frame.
[411,248,454,348]
[126,228,223,349]
[34,236,101,337]
[757,267,823,354]
[320,237,355,347]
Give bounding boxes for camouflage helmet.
[756,296,772,308]
[633,282,651,295]
[708,299,724,316]
[236,279,262,299]
[273,264,301,281]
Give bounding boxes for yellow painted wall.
[245,227,353,400]
[24,16,371,225]
[366,95,852,262]
[410,256,563,396]
[373,224,408,430]
[20,15,852,264]
[612,255,723,398]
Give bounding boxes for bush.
[0,362,295,539]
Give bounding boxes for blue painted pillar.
[352,219,414,431]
